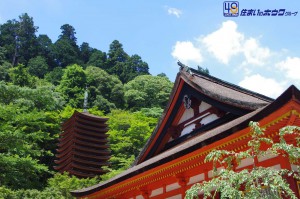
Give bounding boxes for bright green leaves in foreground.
[186,122,300,199]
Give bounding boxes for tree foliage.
[9,64,36,87]
[124,75,173,110]
[107,110,158,170]
[0,13,38,66]
[0,82,64,189]
[86,66,124,112]
[28,56,49,78]
[57,64,86,107]
[186,122,300,199]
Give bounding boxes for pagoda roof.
[71,85,300,197]
[55,110,110,178]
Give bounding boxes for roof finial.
[177,61,192,75]
[83,86,88,113]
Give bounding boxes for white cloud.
[167,7,182,18]
[238,74,285,98]
[242,38,271,66]
[201,20,244,64]
[276,57,300,80]
[171,41,203,64]
[199,20,271,66]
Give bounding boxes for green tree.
[46,172,100,199]
[87,49,107,69]
[17,13,39,65]
[59,24,77,43]
[0,83,64,189]
[37,34,56,69]
[80,42,93,64]
[107,110,157,170]
[45,66,64,85]
[0,46,7,65]
[28,56,49,78]
[0,13,38,66]
[53,39,80,67]
[186,122,300,199]
[157,72,167,77]
[0,19,20,65]
[54,24,80,67]
[9,64,36,87]
[124,75,173,110]
[0,154,50,190]
[120,54,149,83]
[0,61,12,82]
[57,64,86,107]
[106,40,129,81]
[107,40,128,64]
[85,66,124,112]
[0,172,101,198]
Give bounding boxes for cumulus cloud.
[172,20,271,66]
[201,21,244,64]
[276,57,300,80]
[238,74,285,98]
[171,41,203,65]
[167,7,182,18]
[198,20,271,66]
[242,38,271,66]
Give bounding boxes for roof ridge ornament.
[178,61,194,78]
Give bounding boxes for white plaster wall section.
[235,157,253,170]
[291,164,299,171]
[258,152,278,162]
[184,112,210,127]
[199,101,211,113]
[187,173,205,185]
[166,194,182,199]
[208,166,224,178]
[270,164,281,170]
[166,182,181,192]
[201,114,219,125]
[181,124,196,137]
[178,108,194,124]
[149,187,163,197]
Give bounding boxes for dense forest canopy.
[0,13,174,198]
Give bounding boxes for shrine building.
[71,63,300,198]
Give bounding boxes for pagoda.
[54,110,110,178]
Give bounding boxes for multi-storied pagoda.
[54,111,110,178]
[72,62,300,198]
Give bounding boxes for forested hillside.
[0,13,173,198]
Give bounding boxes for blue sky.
[0,0,300,98]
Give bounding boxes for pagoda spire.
[83,86,88,113]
